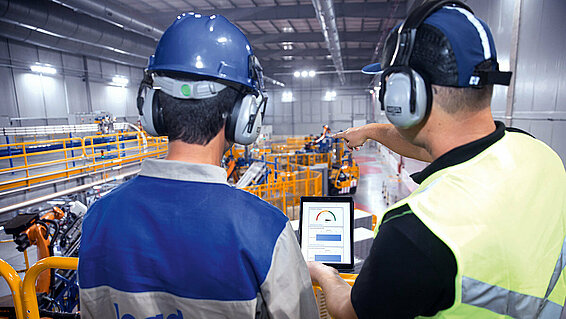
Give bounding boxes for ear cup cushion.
[140,89,159,136]
[384,71,430,129]
[225,97,242,143]
[139,89,168,137]
[152,91,167,136]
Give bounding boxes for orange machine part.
[23,207,65,294]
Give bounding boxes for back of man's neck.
[425,109,496,161]
[165,139,224,166]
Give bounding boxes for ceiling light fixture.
[30,63,57,75]
[282,91,293,102]
[324,90,337,101]
[294,70,317,78]
[110,75,129,87]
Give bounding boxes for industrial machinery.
[2,201,86,318]
[329,152,359,195]
[297,126,360,196]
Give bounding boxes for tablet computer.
[299,196,354,269]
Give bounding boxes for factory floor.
[351,145,411,222]
[330,145,412,273]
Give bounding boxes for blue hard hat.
[147,13,262,93]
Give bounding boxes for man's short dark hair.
[159,86,240,145]
[432,84,493,114]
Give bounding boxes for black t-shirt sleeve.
[351,204,457,319]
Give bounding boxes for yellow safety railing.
[242,168,322,220]
[270,137,312,154]
[21,257,78,319]
[0,131,168,192]
[0,239,31,273]
[313,273,358,319]
[266,152,333,171]
[0,259,24,319]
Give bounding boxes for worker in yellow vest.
[309,1,566,318]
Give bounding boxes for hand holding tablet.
[299,196,354,270]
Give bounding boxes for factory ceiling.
[0,0,410,86]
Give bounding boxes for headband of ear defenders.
[152,75,227,100]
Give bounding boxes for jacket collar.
[140,158,228,185]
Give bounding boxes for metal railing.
[21,257,78,319]
[0,258,24,319]
[271,137,313,153]
[265,152,333,171]
[0,131,167,193]
[242,168,322,220]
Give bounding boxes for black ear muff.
[225,97,241,143]
[137,73,167,137]
[225,94,262,145]
[139,88,168,137]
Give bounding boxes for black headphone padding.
[151,90,168,136]
[225,97,242,143]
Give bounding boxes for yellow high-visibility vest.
[379,130,566,318]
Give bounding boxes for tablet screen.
[299,196,354,269]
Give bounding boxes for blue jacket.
[79,159,318,319]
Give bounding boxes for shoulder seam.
[381,203,413,227]
[382,210,413,226]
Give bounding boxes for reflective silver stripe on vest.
[462,277,563,318]
[544,235,566,300]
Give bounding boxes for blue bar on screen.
[316,234,342,241]
[315,255,342,262]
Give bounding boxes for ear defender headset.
[136,13,268,145]
[136,55,267,145]
[224,55,268,145]
[379,0,473,129]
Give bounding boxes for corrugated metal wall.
[0,37,143,127]
[471,0,566,164]
[264,72,372,136]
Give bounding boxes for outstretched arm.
[308,262,358,319]
[334,123,432,162]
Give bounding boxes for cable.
[42,219,60,243]
[38,218,61,300]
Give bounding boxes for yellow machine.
[329,152,360,195]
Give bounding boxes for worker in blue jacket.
[78,13,319,319]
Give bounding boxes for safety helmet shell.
[147,13,258,92]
